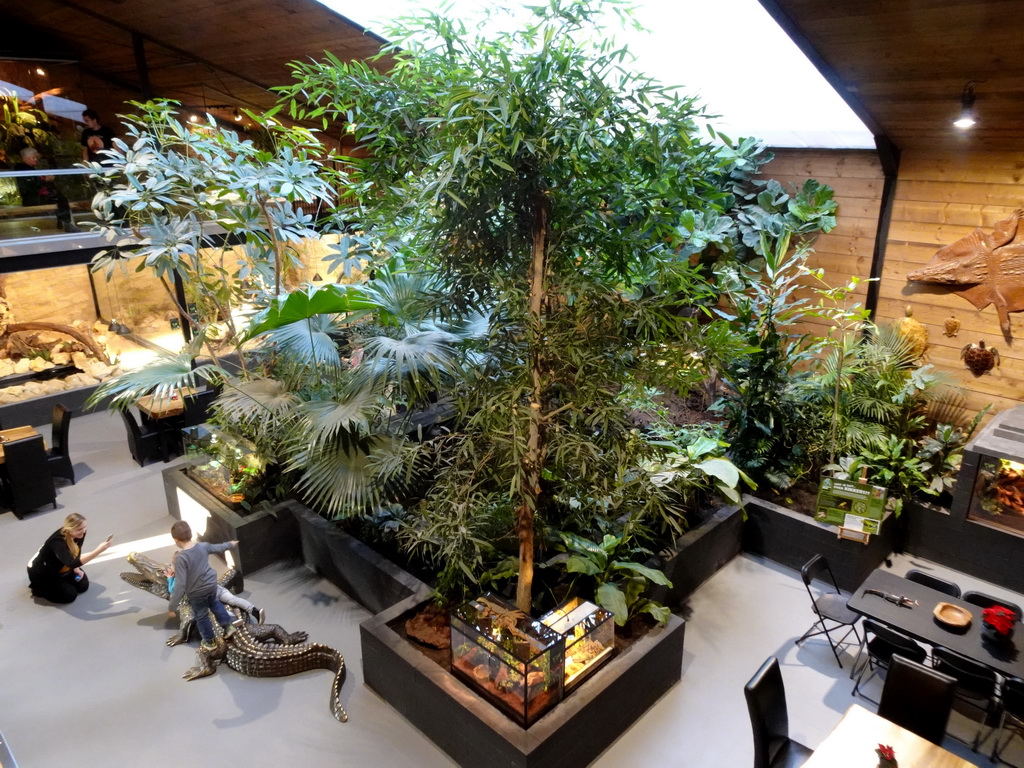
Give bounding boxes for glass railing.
[0,166,97,242]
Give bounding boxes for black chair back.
[878,655,956,745]
[745,656,789,768]
[1,435,56,518]
[933,647,999,701]
[179,389,218,429]
[120,410,161,466]
[744,656,812,768]
[802,554,838,594]
[863,619,927,662]
[47,403,75,483]
[962,591,1023,621]
[905,568,961,598]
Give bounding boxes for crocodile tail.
[331,657,348,723]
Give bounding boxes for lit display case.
[182,423,263,508]
[450,594,564,727]
[952,405,1024,539]
[967,454,1024,537]
[540,598,614,691]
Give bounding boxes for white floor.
[0,410,1020,767]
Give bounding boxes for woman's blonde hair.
[60,513,87,558]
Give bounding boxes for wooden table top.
[0,426,40,463]
[802,704,979,768]
[137,387,197,419]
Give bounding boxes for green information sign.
[814,476,887,535]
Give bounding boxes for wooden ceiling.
[759,0,1024,153]
[2,0,387,122]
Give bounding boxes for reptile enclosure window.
[953,405,1024,538]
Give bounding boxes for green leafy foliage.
[557,530,672,626]
[278,0,786,609]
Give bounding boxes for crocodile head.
[121,551,171,599]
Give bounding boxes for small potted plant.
[981,605,1017,644]
[876,743,897,768]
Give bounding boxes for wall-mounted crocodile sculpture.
[121,551,347,722]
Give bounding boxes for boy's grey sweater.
[168,541,233,612]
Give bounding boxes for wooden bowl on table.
[933,602,972,630]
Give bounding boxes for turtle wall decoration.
[961,340,1000,376]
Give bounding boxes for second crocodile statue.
[121,551,347,722]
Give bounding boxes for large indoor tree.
[280,0,766,613]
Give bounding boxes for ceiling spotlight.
[233,109,243,122]
[954,81,977,129]
[188,114,199,123]
[35,67,46,76]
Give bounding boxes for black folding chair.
[906,568,961,598]
[744,656,813,768]
[796,554,862,668]
[992,676,1024,764]
[851,618,928,702]
[933,646,1001,750]
[878,654,956,745]
[963,591,1023,622]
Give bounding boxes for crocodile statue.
[121,551,347,722]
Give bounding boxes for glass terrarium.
[540,598,615,691]
[954,405,1024,539]
[967,455,1024,537]
[182,424,263,508]
[450,594,565,728]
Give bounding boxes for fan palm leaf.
[295,389,381,449]
[353,331,463,394]
[87,337,226,411]
[287,434,403,518]
[256,313,345,370]
[215,377,300,426]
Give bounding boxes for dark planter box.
[741,494,896,592]
[163,467,301,576]
[361,593,686,768]
[0,383,103,428]
[904,499,1024,594]
[291,503,428,614]
[647,503,743,606]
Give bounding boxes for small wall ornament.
[895,305,928,358]
[943,314,961,337]
[961,340,1000,376]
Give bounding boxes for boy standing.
[167,521,239,650]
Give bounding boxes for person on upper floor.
[80,108,115,164]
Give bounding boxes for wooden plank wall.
[877,149,1024,420]
[758,148,883,340]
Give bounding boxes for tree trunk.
[515,196,548,614]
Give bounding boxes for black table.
[849,569,1024,679]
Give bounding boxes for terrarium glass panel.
[450,594,564,727]
[540,598,614,691]
[182,424,263,508]
[967,455,1024,538]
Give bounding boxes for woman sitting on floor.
[27,513,112,603]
